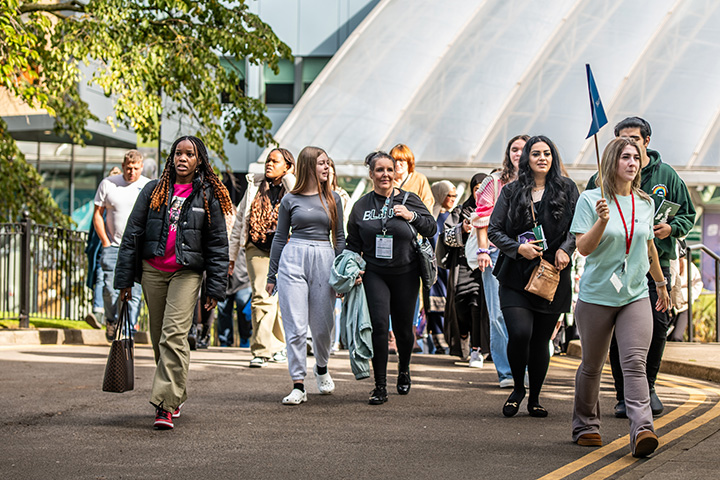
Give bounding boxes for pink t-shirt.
[148,183,193,272]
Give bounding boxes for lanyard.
[376,194,392,234]
[614,193,635,255]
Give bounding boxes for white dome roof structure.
[259,0,720,187]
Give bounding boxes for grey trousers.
[277,238,335,381]
[572,298,655,449]
[141,261,202,412]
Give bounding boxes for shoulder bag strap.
[530,198,537,227]
[401,191,419,238]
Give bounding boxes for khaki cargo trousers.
[141,261,202,412]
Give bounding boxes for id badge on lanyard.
[376,234,393,259]
[376,195,393,259]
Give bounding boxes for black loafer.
[503,397,521,417]
[528,403,548,417]
[397,371,411,395]
[369,386,388,405]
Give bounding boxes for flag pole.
[593,134,604,198]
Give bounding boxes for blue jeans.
[100,246,142,330]
[482,248,512,382]
[92,263,104,312]
[216,287,252,346]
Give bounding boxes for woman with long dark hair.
[228,148,296,368]
[115,136,233,430]
[266,147,345,405]
[571,137,669,456]
[346,152,436,405]
[487,135,579,418]
[473,135,528,385]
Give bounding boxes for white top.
[94,174,150,246]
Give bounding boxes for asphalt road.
[1,345,718,479]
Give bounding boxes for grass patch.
[0,317,96,330]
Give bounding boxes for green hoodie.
[586,148,696,267]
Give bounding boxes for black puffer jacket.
[114,176,229,300]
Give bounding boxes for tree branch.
[19,1,86,14]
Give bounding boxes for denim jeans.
[216,287,252,346]
[100,245,142,330]
[482,248,512,382]
[92,263,104,312]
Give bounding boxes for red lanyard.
[614,193,635,255]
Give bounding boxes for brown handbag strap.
[530,199,537,226]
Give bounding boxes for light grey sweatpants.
[572,298,655,450]
[277,238,336,381]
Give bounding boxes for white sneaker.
[314,365,335,394]
[282,388,307,405]
[499,378,514,388]
[468,350,484,368]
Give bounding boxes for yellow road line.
[584,381,720,479]
[538,361,713,479]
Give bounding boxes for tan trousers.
[245,243,285,358]
[141,261,202,412]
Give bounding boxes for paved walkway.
[1,343,719,479]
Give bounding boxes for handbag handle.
[115,299,133,341]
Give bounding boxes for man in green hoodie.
[586,116,696,418]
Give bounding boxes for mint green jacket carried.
[587,148,696,266]
[329,251,373,380]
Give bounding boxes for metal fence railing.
[0,212,89,327]
[687,244,720,342]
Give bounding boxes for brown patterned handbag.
[102,300,134,393]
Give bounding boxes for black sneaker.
[369,386,388,405]
[614,400,627,419]
[105,321,117,341]
[650,390,664,416]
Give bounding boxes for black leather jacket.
[114,176,229,300]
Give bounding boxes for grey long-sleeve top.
[267,192,345,282]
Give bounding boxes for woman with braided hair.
[228,148,296,368]
[115,136,232,430]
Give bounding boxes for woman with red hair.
[390,144,434,212]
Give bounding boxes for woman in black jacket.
[115,136,233,430]
[488,135,578,418]
[346,151,436,405]
[438,173,490,366]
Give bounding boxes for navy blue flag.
[585,64,608,139]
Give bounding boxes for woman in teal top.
[570,137,670,458]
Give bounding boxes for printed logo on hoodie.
[651,184,668,198]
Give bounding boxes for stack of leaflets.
[654,198,680,224]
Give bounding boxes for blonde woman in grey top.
[267,146,345,405]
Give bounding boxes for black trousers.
[363,267,420,387]
[456,293,490,352]
[610,266,671,399]
[503,306,559,403]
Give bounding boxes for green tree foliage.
[1,0,292,223]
